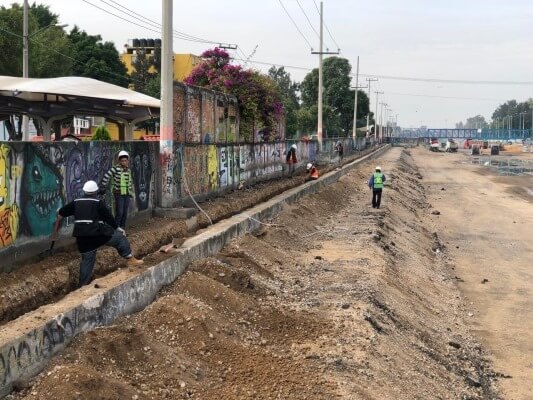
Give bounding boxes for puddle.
[470,156,533,176]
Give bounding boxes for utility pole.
[22,0,29,141]
[351,56,359,141]
[160,0,174,207]
[311,1,339,152]
[374,91,383,142]
[365,78,378,137]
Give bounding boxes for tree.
[92,125,111,140]
[185,48,283,141]
[299,57,368,136]
[68,26,129,87]
[463,115,488,129]
[492,99,532,129]
[268,66,300,138]
[0,3,71,78]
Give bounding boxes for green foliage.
[268,66,300,138]
[0,3,71,78]
[299,57,369,136]
[491,99,532,129]
[68,26,129,87]
[92,125,111,141]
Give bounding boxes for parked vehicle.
[445,139,458,152]
[429,138,440,152]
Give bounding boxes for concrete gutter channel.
[0,144,389,397]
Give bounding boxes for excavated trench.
[0,148,378,327]
[6,148,502,400]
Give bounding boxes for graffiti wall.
[0,137,377,257]
[173,82,239,144]
[0,141,157,252]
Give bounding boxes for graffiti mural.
[0,144,19,247]
[132,142,154,211]
[207,145,218,191]
[21,145,64,237]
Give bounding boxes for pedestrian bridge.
[399,128,532,140]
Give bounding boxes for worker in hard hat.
[286,143,298,177]
[306,163,319,181]
[53,180,143,288]
[100,150,133,229]
[368,166,386,209]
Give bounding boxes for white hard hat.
[83,180,99,194]
[118,150,129,159]
[306,163,312,170]
[375,166,381,171]
[291,144,297,149]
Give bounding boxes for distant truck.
[429,138,440,152]
[445,139,458,152]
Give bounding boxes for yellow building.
[120,38,201,82]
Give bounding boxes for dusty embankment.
[7,147,501,400]
[414,148,533,399]
[0,148,376,326]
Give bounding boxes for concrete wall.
[0,144,388,398]
[0,137,375,268]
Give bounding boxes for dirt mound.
[8,148,502,399]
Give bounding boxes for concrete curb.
[0,144,389,397]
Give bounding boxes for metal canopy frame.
[0,76,160,141]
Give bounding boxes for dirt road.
[7,147,501,399]
[414,148,533,399]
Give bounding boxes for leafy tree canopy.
[0,3,71,77]
[68,26,129,87]
[299,57,369,136]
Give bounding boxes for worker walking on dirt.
[100,150,133,229]
[286,144,298,177]
[368,166,386,209]
[53,180,143,287]
[305,163,319,181]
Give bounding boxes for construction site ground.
[4,145,533,399]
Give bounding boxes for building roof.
[0,75,160,123]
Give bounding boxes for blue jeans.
[79,231,132,287]
[114,194,130,228]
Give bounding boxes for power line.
[105,0,221,44]
[295,0,320,40]
[311,0,340,50]
[277,0,313,49]
[385,92,505,102]
[357,72,533,85]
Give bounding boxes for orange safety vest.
[310,166,319,179]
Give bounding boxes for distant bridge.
[398,128,532,140]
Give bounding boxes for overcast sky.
[15,0,533,128]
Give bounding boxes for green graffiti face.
[23,149,63,236]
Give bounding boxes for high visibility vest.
[310,166,319,179]
[373,172,383,189]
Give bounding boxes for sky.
[10,0,533,128]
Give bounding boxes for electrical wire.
[311,0,341,50]
[179,154,213,225]
[296,0,320,40]
[277,0,314,49]
[105,0,222,44]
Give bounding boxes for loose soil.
[7,147,504,399]
[414,148,533,399]
[0,148,375,326]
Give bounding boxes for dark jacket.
[286,148,297,163]
[58,195,118,253]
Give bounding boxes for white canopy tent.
[0,76,160,140]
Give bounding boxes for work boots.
[126,256,144,266]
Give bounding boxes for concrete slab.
[0,145,389,397]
